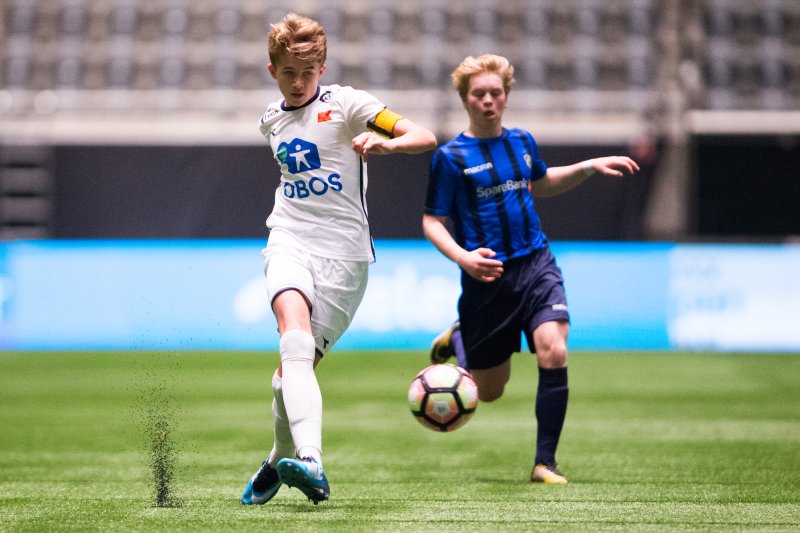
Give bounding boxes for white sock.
[267,370,295,467]
[279,329,322,465]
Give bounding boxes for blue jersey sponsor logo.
[274,137,342,199]
[276,138,321,174]
[283,174,342,199]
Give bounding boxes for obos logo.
[276,138,342,199]
[276,138,321,174]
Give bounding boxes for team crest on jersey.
[320,90,333,102]
[524,153,532,169]
[276,138,321,174]
[317,110,332,122]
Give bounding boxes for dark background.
[693,135,800,238]
[50,142,657,241]
[41,134,800,241]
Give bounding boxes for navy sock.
[451,326,469,371]
[534,366,568,466]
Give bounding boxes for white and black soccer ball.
[408,364,478,432]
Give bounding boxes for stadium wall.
[1,239,799,352]
[43,143,650,241]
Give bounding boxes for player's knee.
[536,336,567,368]
[280,329,316,374]
[472,362,511,402]
[478,383,505,402]
[540,349,567,369]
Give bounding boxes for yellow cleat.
[429,321,460,364]
[531,463,568,485]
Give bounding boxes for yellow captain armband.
[367,108,404,139]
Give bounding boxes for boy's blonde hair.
[268,13,327,65]
[451,54,516,101]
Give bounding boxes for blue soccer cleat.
[276,457,330,504]
[241,460,282,505]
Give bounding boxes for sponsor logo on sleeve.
[259,107,280,124]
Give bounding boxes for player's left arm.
[352,110,437,160]
[531,155,640,198]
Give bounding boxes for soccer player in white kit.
[241,13,436,505]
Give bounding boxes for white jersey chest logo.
[276,138,322,174]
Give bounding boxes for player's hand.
[351,132,394,161]
[458,248,504,283]
[585,156,640,177]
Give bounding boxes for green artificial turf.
[1,351,799,532]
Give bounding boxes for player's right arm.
[352,114,436,160]
[422,214,503,283]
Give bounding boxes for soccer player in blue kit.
[241,13,436,505]
[424,54,639,484]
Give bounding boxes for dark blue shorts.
[457,244,570,370]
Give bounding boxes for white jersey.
[258,85,386,262]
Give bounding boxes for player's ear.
[267,64,277,79]
[319,63,327,76]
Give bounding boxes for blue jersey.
[424,128,549,262]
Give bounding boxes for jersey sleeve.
[524,130,548,181]
[424,148,457,217]
[257,103,282,139]
[337,86,388,136]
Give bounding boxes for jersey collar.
[281,87,321,112]
[459,127,508,142]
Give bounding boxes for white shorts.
[262,236,369,355]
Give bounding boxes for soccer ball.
[408,364,478,432]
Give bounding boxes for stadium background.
[1,0,799,351]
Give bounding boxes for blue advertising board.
[1,240,798,352]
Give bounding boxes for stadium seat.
[0,0,797,114]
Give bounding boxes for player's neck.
[281,86,321,110]
[465,123,503,139]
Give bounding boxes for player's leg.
[518,245,570,484]
[530,319,569,484]
[263,243,324,465]
[276,255,368,504]
[273,289,323,464]
[456,287,523,399]
[241,369,291,505]
[268,369,296,467]
[243,289,319,505]
[468,359,510,402]
[244,243,329,503]
[430,321,469,369]
[272,289,331,504]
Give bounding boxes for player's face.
[268,55,327,107]
[463,72,507,134]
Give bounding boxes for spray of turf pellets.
[141,375,183,508]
